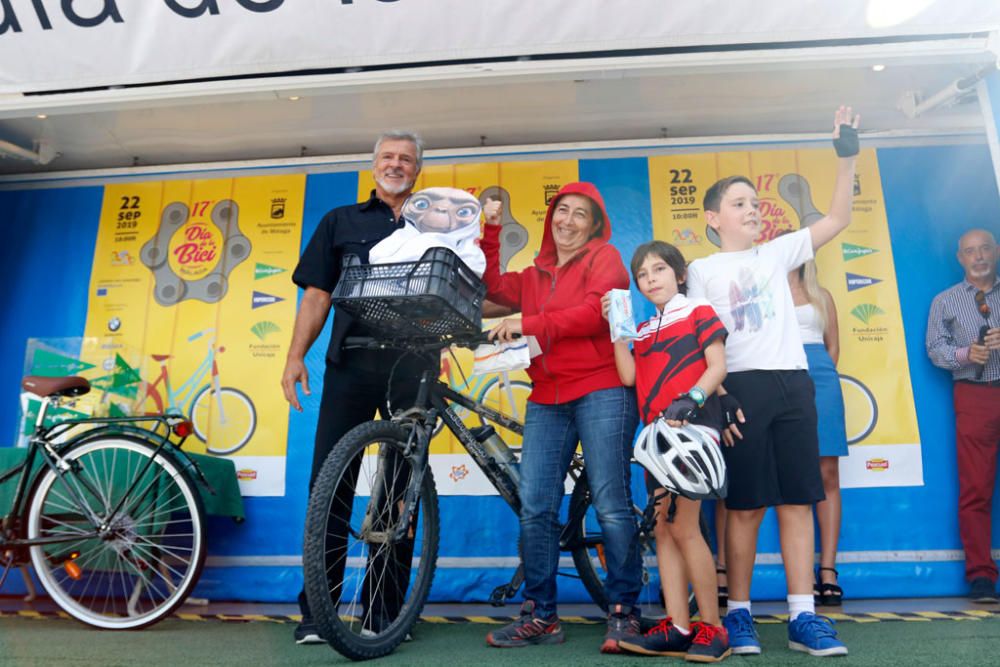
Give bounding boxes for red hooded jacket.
[481,182,630,404]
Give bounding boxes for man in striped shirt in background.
[926,228,1000,602]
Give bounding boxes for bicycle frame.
[381,366,601,555]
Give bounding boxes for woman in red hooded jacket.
[482,182,642,653]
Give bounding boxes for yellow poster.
[650,149,922,488]
[84,175,305,496]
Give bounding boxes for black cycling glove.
[833,124,859,158]
[663,396,699,422]
[719,394,743,427]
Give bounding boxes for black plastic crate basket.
[331,247,486,339]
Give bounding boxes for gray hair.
[373,130,424,171]
[958,228,997,250]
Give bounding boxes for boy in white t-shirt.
[686,106,860,658]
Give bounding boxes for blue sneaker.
[722,608,761,655]
[788,612,848,657]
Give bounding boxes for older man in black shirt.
[282,130,435,644]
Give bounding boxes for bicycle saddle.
[22,376,91,398]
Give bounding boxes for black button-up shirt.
[292,190,404,364]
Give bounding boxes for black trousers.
[299,348,436,623]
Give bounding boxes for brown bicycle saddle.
[21,376,91,398]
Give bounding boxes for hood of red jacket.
[536,181,613,270]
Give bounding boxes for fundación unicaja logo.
[850,303,885,325]
[250,321,281,341]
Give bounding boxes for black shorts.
[721,369,824,510]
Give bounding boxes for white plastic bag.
[472,340,532,375]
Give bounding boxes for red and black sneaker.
[600,604,641,653]
[685,621,732,663]
[486,601,564,648]
[618,616,693,656]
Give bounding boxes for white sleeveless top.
[795,304,825,344]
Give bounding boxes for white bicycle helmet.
[634,419,728,500]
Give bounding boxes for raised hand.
[483,197,503,225]
[832,105,861,158]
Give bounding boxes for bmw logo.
[108,317,121,332]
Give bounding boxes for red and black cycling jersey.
[633,293,727,427]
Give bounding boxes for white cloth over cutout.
[369,187,487,277]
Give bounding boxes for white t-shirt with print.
[686,229,814,372]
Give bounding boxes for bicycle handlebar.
[343,331,493,352]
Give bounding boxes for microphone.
[976,325,988,380]
[975,289,991,381]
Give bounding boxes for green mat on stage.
[0,445,244,521]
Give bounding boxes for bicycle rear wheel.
[26,436,206,629]
[303,420,439,661]
[568,473,708,617]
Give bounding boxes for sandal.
[816,567,843,606]
[716,566,728,611]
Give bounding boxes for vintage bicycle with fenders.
[301,247,709,661]
[0,374,209,629]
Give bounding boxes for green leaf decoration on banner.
[250,320,281,341]
[30,349,96,377]
[850,303,885,325]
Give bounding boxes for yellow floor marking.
[825,613,853,621]
[868,612,926,621]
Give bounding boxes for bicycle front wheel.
[190,385,257,455]
[26,436,206,629]
[303,420,439,661]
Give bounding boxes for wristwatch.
[687,386,707,408]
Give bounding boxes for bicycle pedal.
[488,583,515,607]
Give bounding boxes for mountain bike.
[302,333,708,660]
[1,374,208,629]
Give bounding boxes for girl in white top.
[789,259,847,607]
